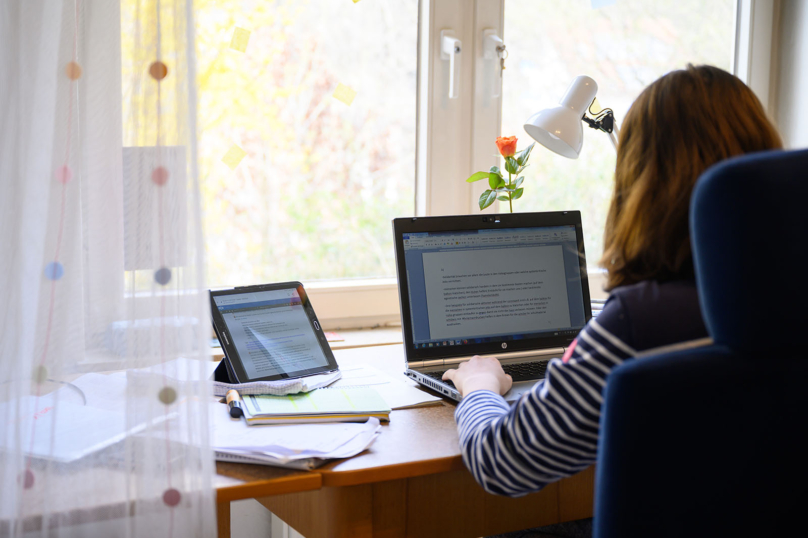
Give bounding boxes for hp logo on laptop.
[501,342,507,349]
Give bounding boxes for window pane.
[502,0,735,267]
[196,0,418,287]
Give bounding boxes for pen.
[226,389,244,418]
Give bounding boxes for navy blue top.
[602,279,708,352]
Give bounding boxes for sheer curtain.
[1,1,215,536]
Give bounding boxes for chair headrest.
[690,149,808,352]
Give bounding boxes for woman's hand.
[442,355,513,397]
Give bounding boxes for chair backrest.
[690,148,808,353]
[593,149,808,538]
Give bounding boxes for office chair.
[593,148,808,538]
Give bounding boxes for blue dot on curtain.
[44,262,64,280]
[154,267,171,286]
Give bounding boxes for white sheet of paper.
[64,372,128,413]
[330,364,442,409]
[0,395,131,462]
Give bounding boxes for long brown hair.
[600,64,782,291]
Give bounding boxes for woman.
[442,65,783,501]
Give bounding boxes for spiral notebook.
[215,451,326,470]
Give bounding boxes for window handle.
[483,29,506,99]
[441,30,462,99]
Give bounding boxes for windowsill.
[209,325,403,362]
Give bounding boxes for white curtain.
[1,1,215,536]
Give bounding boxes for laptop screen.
[394,213,591,359]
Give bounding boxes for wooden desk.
[215,345,595,538]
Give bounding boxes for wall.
[774,0,808,148]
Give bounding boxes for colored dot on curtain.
[33,366,48,384]
[55,165,73,184]
[44,261,64,281]
[20,470,35,489]
[65,61,82,80]
[158,386,177,405]
[149,61,168,81]
[151,166,169,186]
[163,488,181,507]
[154,267,172,286]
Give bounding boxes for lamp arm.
[608,123,619,152]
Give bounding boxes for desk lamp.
[523,75,619,159]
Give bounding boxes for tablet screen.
[212,285,335,381]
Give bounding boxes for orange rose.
[495,136,518,157]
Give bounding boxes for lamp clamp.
[582,109,615,134]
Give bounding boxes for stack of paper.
[212,402,381,469]
[242,387,391,425]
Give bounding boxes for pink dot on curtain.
[154,267,171,286]
[44,262,64,281]
[55,165,73,184]
[20,470,35,489]
[149,61,168,81]
[163,488,181,507]
[152,166,169,186]
[65,62,82,80]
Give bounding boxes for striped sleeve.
[454,314,637,497]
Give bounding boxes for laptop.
[392,211,592,402]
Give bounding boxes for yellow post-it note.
[222,145,247,170]
[332,83,357,106]
[230,27,251,52]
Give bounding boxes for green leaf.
[489,166,501,175]
[479,189,497,210]
[504,157,518,174]
[488,172,504,190]
[515,176,524,188]
[515,143,536,166]
[513,187,524,200]
[466,171,489,183]
[497,196,510,202]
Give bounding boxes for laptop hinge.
[408,361,425,369]
[421,359,446,368]
[441,347,566,366]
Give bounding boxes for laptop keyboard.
[424,360,550,388]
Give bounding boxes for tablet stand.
[213,355,239,384]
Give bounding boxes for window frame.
[301,0,775,329]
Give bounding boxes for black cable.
[0,379,87,405]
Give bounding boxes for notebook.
[242,386,391,425]
[215,451,326,470]
[392,211,593,402]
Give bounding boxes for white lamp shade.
[524,75,598,160]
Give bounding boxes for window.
[186,0,767,328]
[501,0,736,265]
[195,0,418,288]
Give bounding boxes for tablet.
[210,282,338,383]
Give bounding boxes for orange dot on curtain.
[149,61,168,81]
[65,61,82,80]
